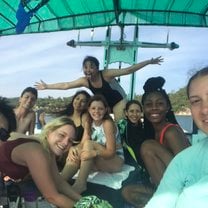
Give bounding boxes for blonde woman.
[0,116,81,208]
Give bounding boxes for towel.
[74,164,135,189]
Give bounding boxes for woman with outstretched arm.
[35,56,163,121]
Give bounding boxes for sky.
[0,25,208,99]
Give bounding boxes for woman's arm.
[28,111,36,135]
[164,126,190,155]
[34,77,88,90]
[50,154,81,201]
[96,119,116,159]
[39,111,46,127]
[103,56,163,81]
[80,119,91,144]
[19,143,79,208]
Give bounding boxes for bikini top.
[0,138,39,180]
[73,115,85,144]
[75,125,84,142]
[159,123,179,145]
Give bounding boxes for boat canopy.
[1,0,208,36]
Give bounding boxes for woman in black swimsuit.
[56,90,91,169]
[35,56,163,121]
[58,90,91,143]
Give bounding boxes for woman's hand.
[150,56,164,65]
[67,146,80,162]
[34,80,47,90]
[80,149,96,161]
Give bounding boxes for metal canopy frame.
[1,0,208,36]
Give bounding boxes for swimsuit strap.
[159,123,178,144]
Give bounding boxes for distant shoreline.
[175,113,191,116]
[175,111,191,116]
[176,108,191,116]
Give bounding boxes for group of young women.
[0,55,207,208]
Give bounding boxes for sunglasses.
[0,128,10,142]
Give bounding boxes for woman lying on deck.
[0,116,81,208]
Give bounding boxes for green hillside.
[7,87,189,114]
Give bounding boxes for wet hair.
[0,97,17,134]
[82,56,99,70]
[21,87,38,99]
[58,90,91,117]
[39,116,76,153]
[141,76,178,138]
[187,66,208,98]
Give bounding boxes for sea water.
[44,114,194,132]
[176,115,193,134]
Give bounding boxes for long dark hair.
[141,76,178,138]
[58,90,91,117]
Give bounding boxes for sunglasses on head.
[0,128,10,142]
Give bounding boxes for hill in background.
[6,86,189,115]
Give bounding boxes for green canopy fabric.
[1,0,208,36]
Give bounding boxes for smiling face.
[88,100,107,125]
[188,75,208,134]
[19,92,37,110]
[143,92,169,124]
[125,103,142,124]
[72,93,89,112]
[47,124,76,156]
[83,61,98,80]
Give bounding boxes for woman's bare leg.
[61,160,80,181]
[140,140,173,185]
[95,156,124,172]
[72,140,94,194]
[113,99,126,122]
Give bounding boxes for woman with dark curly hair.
[122,77,190,208]
[145,66,208,208]
[140,76,190,185]
[56,90,91,170]
[35,56,163,121]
